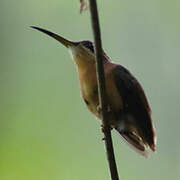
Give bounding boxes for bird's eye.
[81,41,94,53]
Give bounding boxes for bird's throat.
[69,46,95,69]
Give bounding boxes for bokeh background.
[1,0,180,179]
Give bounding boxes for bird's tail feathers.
[116,128,149,157]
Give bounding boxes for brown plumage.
[31,26,156,157]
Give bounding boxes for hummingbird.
[31,26,156,157]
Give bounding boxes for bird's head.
[31,26,96,67]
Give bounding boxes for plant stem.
[88,0,119,179]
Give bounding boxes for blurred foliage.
[0,0,180,180]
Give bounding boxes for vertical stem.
[88,0,119,179]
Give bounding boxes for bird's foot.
[100,125,113,133]
[101,125,113,141]
[102,137,106,141]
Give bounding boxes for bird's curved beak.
[31,26,78,48]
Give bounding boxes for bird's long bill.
[31,26,78,47]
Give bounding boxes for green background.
[1,0,180,179]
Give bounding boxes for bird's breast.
[78,66,100,118]
[77,62,123,119]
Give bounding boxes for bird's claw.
[100,124,113,133]
[102,137,106,141]
[101,125,113,141]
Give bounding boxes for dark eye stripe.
[81,41,94,53]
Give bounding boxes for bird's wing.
[112,65,156,156]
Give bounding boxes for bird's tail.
[115,126,149,157]
[114,113,154,157]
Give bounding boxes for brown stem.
[88,0,119,179]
